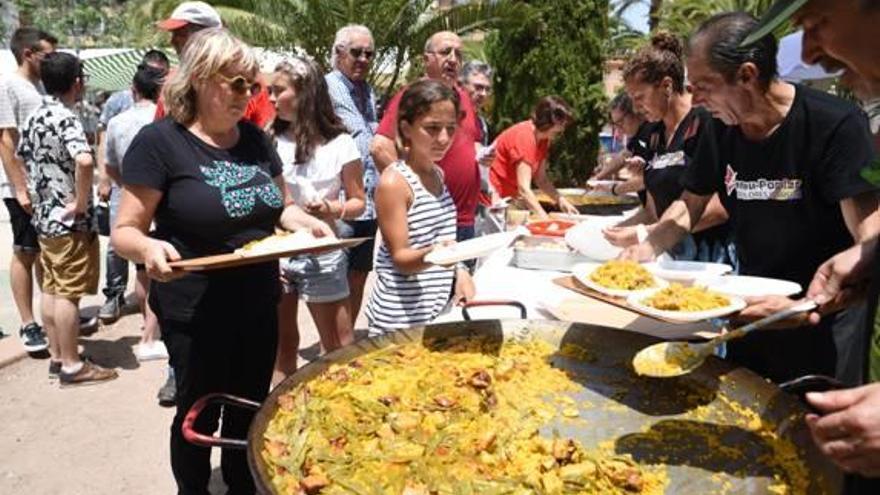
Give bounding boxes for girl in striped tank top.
[366,80,475,334]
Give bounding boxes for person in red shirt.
[489,96,578,218]
[371,31,483,242]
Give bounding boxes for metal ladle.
[632,299,819,378]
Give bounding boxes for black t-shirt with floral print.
[17,95,95,238]
[123,118,284,322]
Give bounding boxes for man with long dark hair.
[622,12,880,388]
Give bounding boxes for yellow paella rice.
[642,284,730,312]
[261,338,667,494]
[589,260,657,291]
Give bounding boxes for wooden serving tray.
[169,237,368,272]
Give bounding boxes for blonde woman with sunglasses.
[111,29,330,494]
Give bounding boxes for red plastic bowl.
[526,220,575,237]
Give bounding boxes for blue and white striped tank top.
[366,161,458,334]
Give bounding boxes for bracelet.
[611,183,619,195]
[636,224,649,243]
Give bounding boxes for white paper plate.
[704,275,802,298]
[644,259,733,284]
[586,179,623,188]
[626,287,746,322]
[572,262,667,298]
[557,187,588,196]
[564,220,623,261]
[424,229,523,266]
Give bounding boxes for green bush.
[487,0,609,185]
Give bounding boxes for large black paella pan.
[184,319,841,494]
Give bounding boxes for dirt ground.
[0,296,367,494]
[0,213,370,495]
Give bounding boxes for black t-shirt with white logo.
[122,118,285,322]
[642,107,713,217]
[627,121,663,206]
[685,84,877,289]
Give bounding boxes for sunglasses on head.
[217,74,260,95]
[347,47,374,60]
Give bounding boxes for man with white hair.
[325,25,380,324]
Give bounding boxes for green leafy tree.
[14,0,132,48]
[487,0,609,185]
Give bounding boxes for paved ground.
[0,213,362,494]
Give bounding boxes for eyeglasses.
[347,47,374,61]
[427,46,463,60]
[78,73,90,83]
[216,74,260,95]
[470,83,491,94]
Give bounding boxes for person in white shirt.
[0,27,57,354]
[268,56,365,378]
[104,64,167,362]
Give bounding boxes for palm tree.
[656,0,784,38]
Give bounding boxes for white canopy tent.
[777,30,840,83]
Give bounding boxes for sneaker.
[59,361,118,387]
[19,323,48,352]
[98,295,124,323]
[50,354,90,379]
[79,315,99,330]
[157,373,176,407]
[135,341,169,362]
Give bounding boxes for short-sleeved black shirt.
[626,122,662,205]
[122,118,285,321]
[684,84,877,289]
[642,107,715,217]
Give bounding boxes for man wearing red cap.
[154,1,274,128]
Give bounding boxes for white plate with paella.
[625,284,747,323]
[572,260,668,298]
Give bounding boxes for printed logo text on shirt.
[724,164,803,201]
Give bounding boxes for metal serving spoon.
[632,299,819,378]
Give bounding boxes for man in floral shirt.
[17,52,117,386]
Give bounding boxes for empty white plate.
[424,229,524,266]
[645,259,733,285]
[704,275,802,298]
[564,220,623,261]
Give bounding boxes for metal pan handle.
[461,300,528,321]
[779,375,847,413]
[182,393,261,449]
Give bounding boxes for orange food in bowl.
[526,220,575,237]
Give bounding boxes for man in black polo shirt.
[623,11,880,385]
